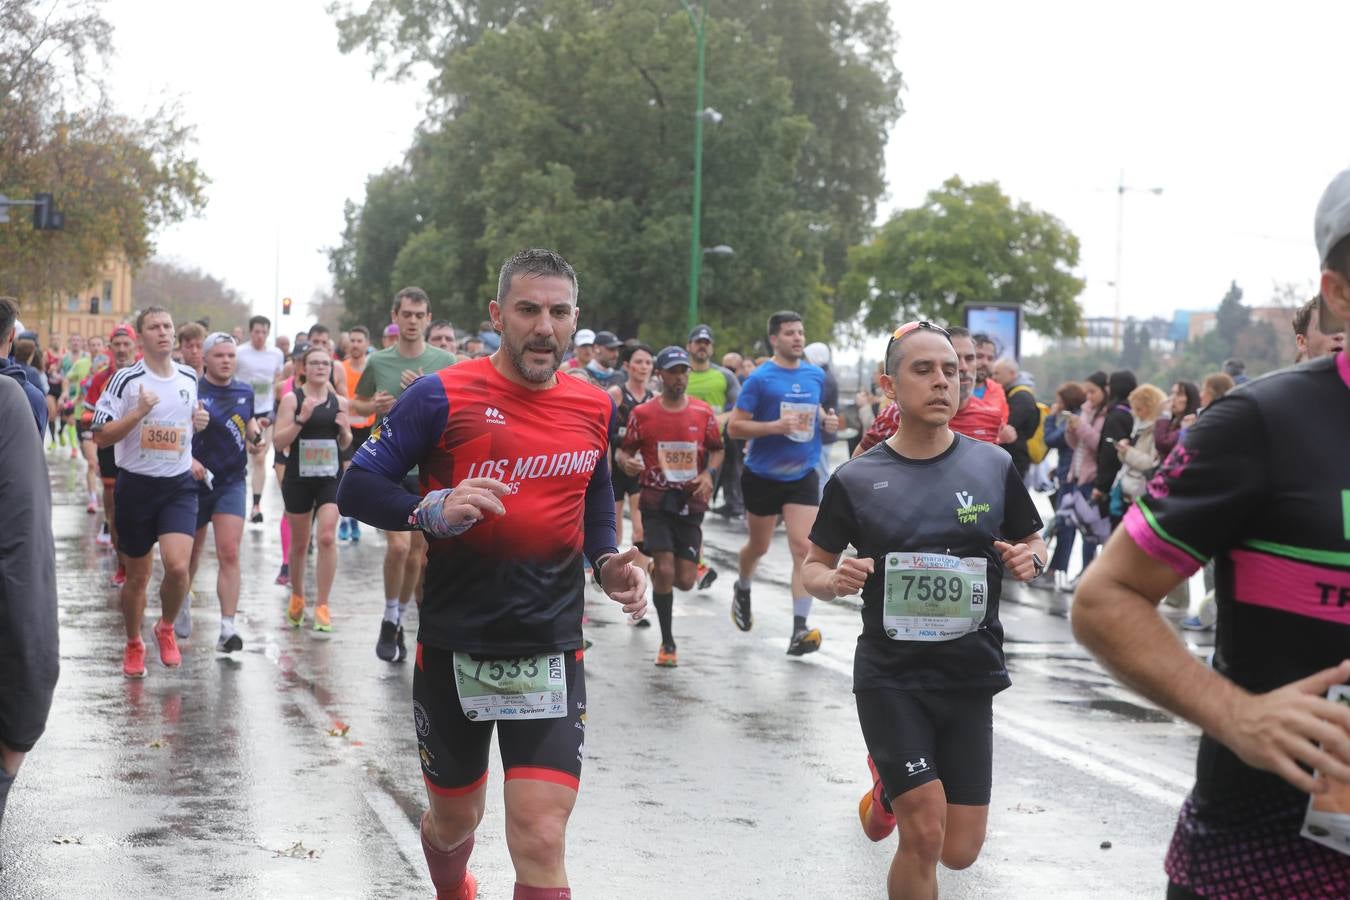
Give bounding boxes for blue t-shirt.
[735,359,826,482]
[194,378,254,487]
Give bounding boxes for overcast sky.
[104,1,1347,332]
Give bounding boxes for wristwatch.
[1031,553,1046,579]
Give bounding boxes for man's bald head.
[992,358,1018,388]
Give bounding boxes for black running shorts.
[280,477,341,514]
[855,688,994,806]
[640,507,703,562]
[741,469,819,517]
[413,643,587,797]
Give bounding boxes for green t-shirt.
[66,355,91,399]
[355,344,457,417]
[686,365,738,412]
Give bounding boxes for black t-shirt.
[810,433,1042,692]
[1123,354,1350,896]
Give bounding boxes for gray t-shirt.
[810,434,1041,692]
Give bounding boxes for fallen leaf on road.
[327,721,350,737]
[147,739,166,749]
[274,841,322,859]
[52,835,83,845]
[1009,802,1046,814]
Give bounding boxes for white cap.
[804,342,831,367]
[574,328,596,347]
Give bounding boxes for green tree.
[328,0,902,341]
[0,0,207,332]
[1214,280,1248,350]
[837,177,1085,335]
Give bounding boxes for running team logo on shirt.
[954,491,990,525]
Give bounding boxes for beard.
[664,382,686,400]
[505,334,563,383]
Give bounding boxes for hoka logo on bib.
[955,491,991,525]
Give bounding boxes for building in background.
[39,257,133,348]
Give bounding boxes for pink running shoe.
[152,620,182,667]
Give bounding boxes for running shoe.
[786,627,822,656]
[338,518,350,541]
[453,871,477,900]
[123,639,147,679]
[275,563,290,587]
[217,633,244,653]
[655,645,678,667]
[174,592,193,640]
[313,603,332,633]
[152,620,182,667]
[111,564,126,587]
[697,564,718,591]
[96,523,111,546]
[287,594,306,628]
[632,616,652,629]
[250,509,264,524]
[858,754,896,842]
[394,625,407,662]
[376,619,399,661]
[731,584,753,631]
[1180,616,1214,632]
[86,499,97,514]
[349,520,361,543]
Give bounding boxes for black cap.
[291,341,312,358]
[688,324,714,343]
[593,330,622,349]
[655,346,692,370]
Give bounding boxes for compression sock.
[280,516,291,559]
[420,817,473,897]
[736,576,752,591]
[252,492,262,508]
[513,885,571,900]
[384,599,400,624]
[653,591,675,647]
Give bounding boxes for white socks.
[384,599,400,624]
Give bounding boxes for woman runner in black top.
[273,345,351,634]
[608,343,655,549]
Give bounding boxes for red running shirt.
[620,396,723,491]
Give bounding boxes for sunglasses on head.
[884,320,950,358]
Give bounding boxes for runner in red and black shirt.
[617,345,724,667]
[853,327,1011,456]
[1074,168,1350,899]
[338,249,648,900]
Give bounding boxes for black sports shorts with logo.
[855,688,994,806]
[413,643,587,797]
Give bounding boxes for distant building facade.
[40,257,133,348]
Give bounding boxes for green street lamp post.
[680,0,708,334]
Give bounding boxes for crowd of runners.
[3,165,1350,899]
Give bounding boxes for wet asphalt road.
[2,449,1217,899]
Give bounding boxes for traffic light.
[32,193,63,230]
[282,297,292,315]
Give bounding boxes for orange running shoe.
[123,638,146,678]
[858,754,896,841]
[313,603,332,633]
[655,645,678,667]
[152,620,181,667]
[287,594,306,628]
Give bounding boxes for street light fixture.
[1112,170,1164,350]
[703,244,734,256]
[680,0,710,333]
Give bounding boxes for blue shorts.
[196,477,247,530]
[114,471,199,558]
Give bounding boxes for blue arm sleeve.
[337,375,448,530]
[584,432,619,571]
[338,467,419,531]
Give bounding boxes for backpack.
[1007,385,1051,464]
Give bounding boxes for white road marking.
[364,789,431,885]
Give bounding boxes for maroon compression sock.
[513,885,571,899]
[421,815,473,895]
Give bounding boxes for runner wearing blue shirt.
[186,333,260,652]
[727,310,840,654]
